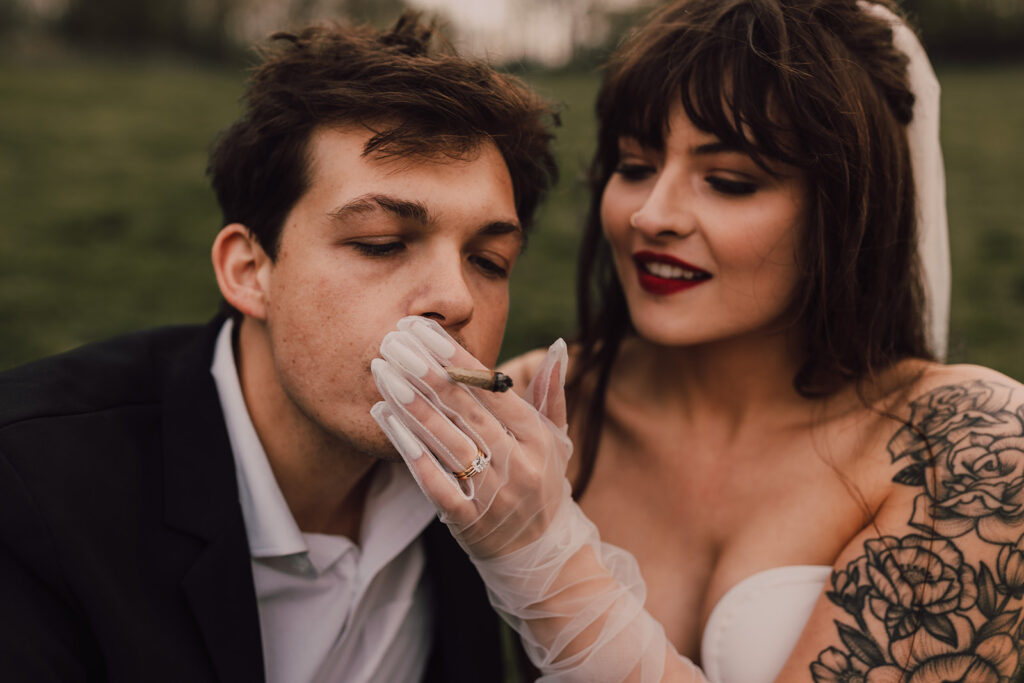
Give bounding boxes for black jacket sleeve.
[0,450,99,682]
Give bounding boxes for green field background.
[1,59,1022,378]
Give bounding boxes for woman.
[372,0,1024,680]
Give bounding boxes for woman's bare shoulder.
[817,360,1023,504]
[915,360,1021,388]
[848,360,1024,465]
[866,359,1022,413]
[879,360,1024,488]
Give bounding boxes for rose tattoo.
[814,380,1024,683]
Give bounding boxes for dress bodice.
[700,566,832,683]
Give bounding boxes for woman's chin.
[627,312,705,348]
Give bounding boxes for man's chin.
[368,445,404,464]
[329,405,411,464]
[359,430,406,464]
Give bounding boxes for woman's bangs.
[685,43,802,172]
[600,57,674,152]
[603,20,801,173]
[681,47,750,152]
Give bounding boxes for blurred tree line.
[1,0,408,61]
[1,0,1021,65]
[903,0,1024,60]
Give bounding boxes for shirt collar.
[211,319,304,558]
[358,457,437,581]
[209,320,436,567]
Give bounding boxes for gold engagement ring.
[453,450,489,480]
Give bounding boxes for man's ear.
[211,223,272,320]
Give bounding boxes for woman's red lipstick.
[633,251,711,295]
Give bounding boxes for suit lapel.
[161,318,265,683]
[422,520,507,683]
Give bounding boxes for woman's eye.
[613,162,655,181]
[351,241,405,256]
[469,255,508,279]
[707,176,757,196]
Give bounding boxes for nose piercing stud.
[629,213,640,229]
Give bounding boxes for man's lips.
[633,251,711,295]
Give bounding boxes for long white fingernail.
[373,360,416,404]
[552,338,568,386]
[410,320,456,359]
[385,336,430,378]
[387,415,423,460]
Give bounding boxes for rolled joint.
[446,367,514,392]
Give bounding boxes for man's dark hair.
[208,12,558,260]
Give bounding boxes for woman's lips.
[633,251,711,295]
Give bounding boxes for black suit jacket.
[0,318,506,682]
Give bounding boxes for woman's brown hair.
[569,0,933,497]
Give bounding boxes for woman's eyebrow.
[693,141,741,155]
[328,193,433,224]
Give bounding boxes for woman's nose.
[629,173,698,239]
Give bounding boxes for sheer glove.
[370,316,704,682]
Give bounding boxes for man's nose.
[410,250,474,333]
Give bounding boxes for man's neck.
[234,317,377,541]
[263,445,376,541]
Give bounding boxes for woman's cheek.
[600,182,635,241]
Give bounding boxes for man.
[0,14,556,682]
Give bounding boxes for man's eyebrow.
[479,220,522,237]
[328,193,433,224]
[479,220,525,249]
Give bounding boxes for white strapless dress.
[699,566,832,683]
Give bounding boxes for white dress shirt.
[210,321,437,683]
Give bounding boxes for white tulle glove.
[370,316,704,682]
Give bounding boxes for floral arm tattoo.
[811,380,1024,682]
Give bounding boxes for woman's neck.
[612,327,811,434]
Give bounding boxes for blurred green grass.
[0,58,242,364]
[1,59,1022,379]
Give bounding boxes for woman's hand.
[370,315,572,559]
[370,317,705,682]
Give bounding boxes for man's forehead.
[309,121,488,167]
[308,124,510,183]
[305,126,518,231]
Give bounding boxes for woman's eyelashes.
[614,159,759,197]
[706,175,758,196]
[613,161,656,181]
